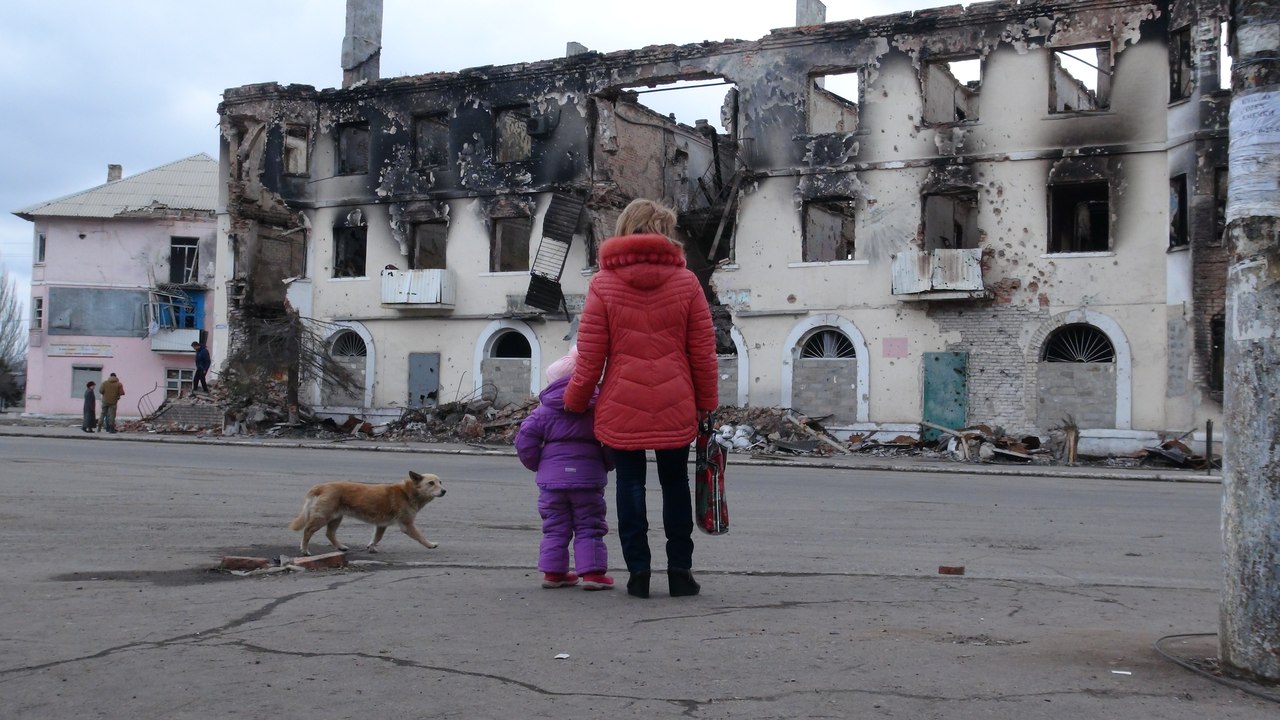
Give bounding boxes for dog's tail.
[288,498,312,531]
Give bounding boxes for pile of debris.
[376,397,537,444]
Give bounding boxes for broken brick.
[291,552,349,570]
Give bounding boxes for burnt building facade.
[215,0,1231,452]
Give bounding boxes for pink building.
[14,155,217,418]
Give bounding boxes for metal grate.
[1042,324,1114,362]
[801,330,856,359]
[332,331,367,357]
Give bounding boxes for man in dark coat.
[191,341,211,394]
[81,381,97,433]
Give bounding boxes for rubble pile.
[376,398,538,444]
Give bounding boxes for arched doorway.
[325,329,368,407]
[475,320,540,409]
[1036,323,1116,429]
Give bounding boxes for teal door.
[922,352,967,442]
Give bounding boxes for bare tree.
[0,267,26,405]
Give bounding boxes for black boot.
[627,571,651,599]
[668,569,700,597]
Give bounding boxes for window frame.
[336,122,370,176]
[413,114,450,169]
[494,106,531,164]
[807,69,862,134]
[1048,181,1111,254]
[802,198,857,262]
[284,124,311,177]
[34,231,46,264]
[169,236,199,284]
[410,222,448,270]
[490,217,532,273]
[922,191,980,251]
[1169,174,1189,249]
[31,296,44,331]
[165,367,195,399]
[333,226,368,278]
[922,56,982,126]
[1169,26,1194,103]
[1049,43,1113,114]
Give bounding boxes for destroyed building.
[16,156,218,418]
[215,0,1232,454]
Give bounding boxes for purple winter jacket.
[515,377,613,489]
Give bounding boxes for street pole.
[1220,0,1280,682]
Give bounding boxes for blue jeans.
[611,446,694,573]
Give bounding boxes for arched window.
[491,331,531,358]
[332,330,367,358]
[801,329,856,359]
[1042,324,1115,362]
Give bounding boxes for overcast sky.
[0,0,952,330]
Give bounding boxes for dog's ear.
[409,471,424,483]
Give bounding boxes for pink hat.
[545,346,579,382]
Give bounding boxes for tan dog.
[288,471,446,555]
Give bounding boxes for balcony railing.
[380,268,456,308]
[891,248,988,300]
[150,327,200,353]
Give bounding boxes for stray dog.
[288,471,446,555]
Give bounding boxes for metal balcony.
[380,268,456,309]
[891,248,989,301]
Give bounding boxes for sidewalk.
[0,414,1221,483]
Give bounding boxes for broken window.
[924,57,981,124]
[1048,181,1109,253]
[34,231,45,264]
[1210,314,1225,393]
[1050,44,1112,113]
[169,237,199,284]
[923,192,979,251]
[801,329,856,359]
[333,226,367,278]
[1169,27,1194,103]
[414,114,449,168]
[166,368,194,400]
[1214,166,1228,243]
[491,331,531,358]
[1218,21,1233,91]
[410,222,447,270]
[284,124,310,176]
[31,297,43,331]
[808,71,860,134]
[495,107,531,163]
[1169,175,1189,249]
[803,199,856,262]
[490,217,531,272]
[337,122,369,175]
[1042,324,1115,362]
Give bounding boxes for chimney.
[107,164,122,182]
[342,0,384,89]
[566,42,590,57]
[796,0,826,26]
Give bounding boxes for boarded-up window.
[923,192,979,251]
[1048,182,1109,253]
[414,114,449,168]
[411,223,448,270]
[1051,45,1112,112]
[337,123,369,175]
[284,124,310,175]
[491,217,531,272]
[334,227,367,278]
[495,107,531,163]
[808,71,859,134]
[923,57,981,124]
[803,199,856,261]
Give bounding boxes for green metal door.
[922,351,967,442]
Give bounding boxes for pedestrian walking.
[191,341,211,394]
[563,198,719,599]
[98,373,125,433]
[81,381,97,433]
[515,347,615,591]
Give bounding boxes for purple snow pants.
[537,487,608,575]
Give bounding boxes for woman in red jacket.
[563,199,719,599]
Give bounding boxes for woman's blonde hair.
[616,199,680,244]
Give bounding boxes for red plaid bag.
[695,414,728,535]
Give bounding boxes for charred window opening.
[923,191,979,251]
[333,226,367,278]
[410,222,447,270]
[809,71,860,133]
[1042,324,1115,362]
[1050,45,1112,113]
[491,217,531,272]
[414,114,449,168]
[1213,166,1228,243]
[924,57,980,125]
[1209,314,1225,393]
[1169,27,1194,103]
[337,122,369,175]
[1048,181,1109,253]
[1169,175,1189,249]
[169,237,199,284]
[284,124,310,176]
[495,107,531,163]
[803,199,856,262]
[491,330,531,358]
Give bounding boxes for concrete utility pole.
[1220,0,1280,682]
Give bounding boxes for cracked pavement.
[0,435,1272,719]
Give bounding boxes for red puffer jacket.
[564,234,719,450]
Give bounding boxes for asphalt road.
[0,436,1270,719]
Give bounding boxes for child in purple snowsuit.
[515,347,615,590]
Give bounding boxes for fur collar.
[598,234,686,270]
